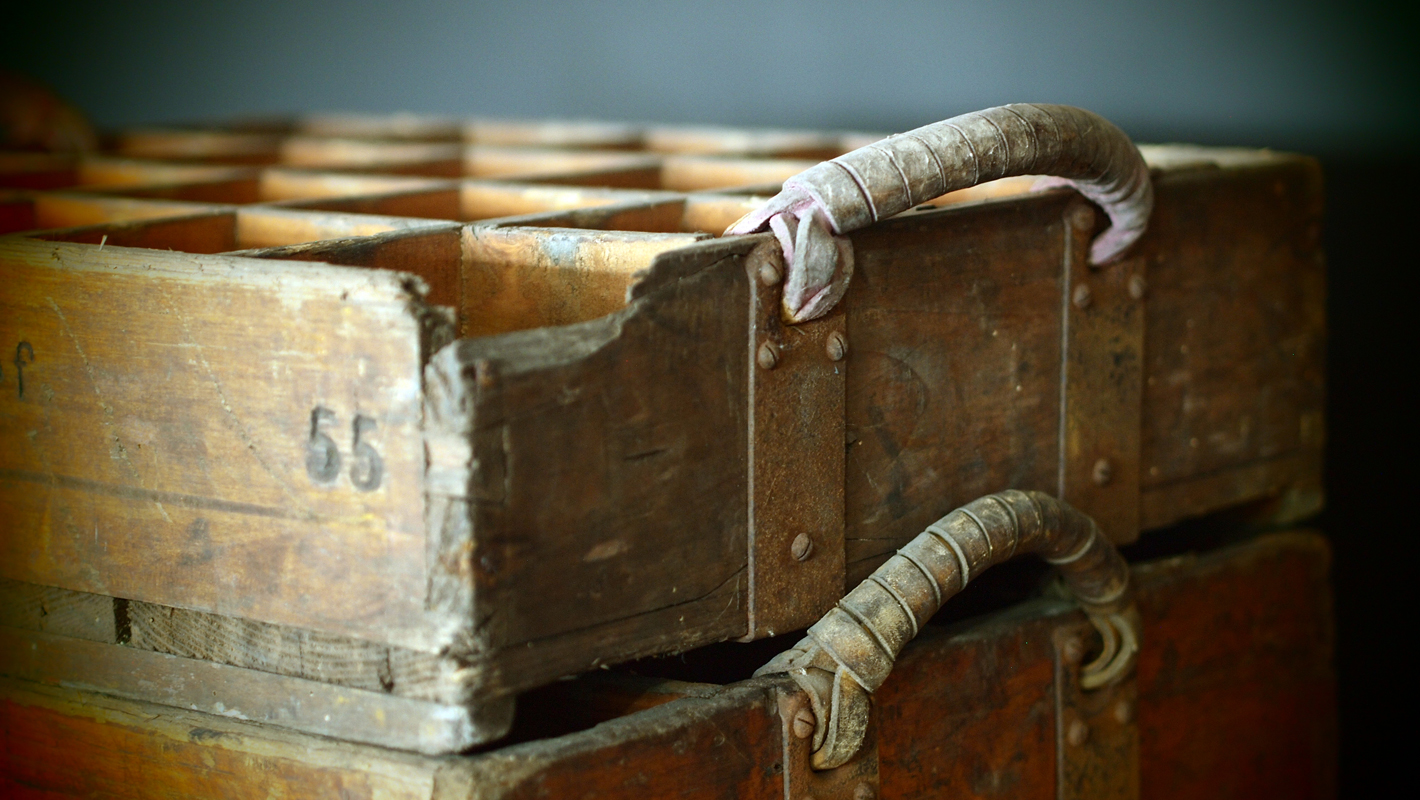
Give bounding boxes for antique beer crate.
[0,106,1325,763]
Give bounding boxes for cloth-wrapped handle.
[756,490,1140,770]
[727,104,1153,322]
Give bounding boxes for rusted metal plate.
[1060,201,1146,544]
[778,687,879,800]
[746,241,847,639]
[1055,621,1140,800]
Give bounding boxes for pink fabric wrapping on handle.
[727,103,1153,322]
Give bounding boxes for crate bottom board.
[0,625,512,755]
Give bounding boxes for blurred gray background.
[5,0,1413,152]
[6,0,1414,792]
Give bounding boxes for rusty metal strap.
[756,489,1140,770]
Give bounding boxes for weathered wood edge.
[423,239,755,700]
[0,676,452,800]
[0,625,512,755]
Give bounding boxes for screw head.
[759,260,783,286]
[1128,274,1147,300]
[757,341,779,370]
[826,330,848,362]
[1072,283,1092,309]
[792,706,816,739]
[1062,635,1086,665]
[1068,203,1096,232]
[853,783,876,800]
[1113,699,1134,724]
[1067,718,1091,746]
[1092,458,1113,486]
[791,533,814,562]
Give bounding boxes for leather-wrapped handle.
[728,104,1153,322]
[756,490,1140,770]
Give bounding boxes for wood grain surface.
[0,237,458,651]
[0,530,1334,798]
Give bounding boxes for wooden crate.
[0,531,1335,798]
[0,112,1325,755]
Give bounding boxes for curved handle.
[755,490,1140,770]
[727,104,1153,322]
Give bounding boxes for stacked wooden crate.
[0,112,1329,797]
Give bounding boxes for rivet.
[1067,718,1090,746]
[791,533,814,562]
[853,783,876,800]
[1072,283,1092,309]
[792,707,816,739]
[1092,458,1113,486]
[1128,274,1147,300]
[758,260,783,286]
[1062,635,1085,665]
[1068,203,1096,232]
[1113,699,1134,724]
[826,330,848,362]
[757,341,779,370]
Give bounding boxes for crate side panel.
[1139,160,1326,521]
[0,239,450,650]
[841,194,1069,582]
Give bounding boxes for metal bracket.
[745,240,847,639]
[1060,201,1146,544]
[778,687,880,800]
[1054,621,1140,800]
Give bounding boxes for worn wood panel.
[464,147,660,184]
[126,600,469,704]
[0,678,450,800]
[453,680,784,800]
[0,625,502,754]
[229,225,465,314]
[460,226,709,336]
[276,188,464,221]
[876,607,1063,799]
[440,237,753,697]
[75,159,253,188]
[660,155,816,192]
[29,212,240,253]
[29,193,224,229]
[279,137,464,175]
[233,206,450,250]
[0,238,456,651]
[114,129,282,163]
[0,577,117,643]
[460,182,668,221]
[258,169,453,202]
[841,192,1069,583]
[1139,160,1326,523]
[1133,530,1336,799]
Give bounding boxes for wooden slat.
[0,678,453,800]
[1134,531,1336,798]
[460,225,709,335]
[428,236,755,698]
[0,625,506,754]
[1138,159,1326,527]
[660,155,816,192]
[0,238,457,651]
[114,129,282,164]
[229,225,465,317]
[30,211,241,253]
[841,191,1069,584]
[0,578,117,643]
